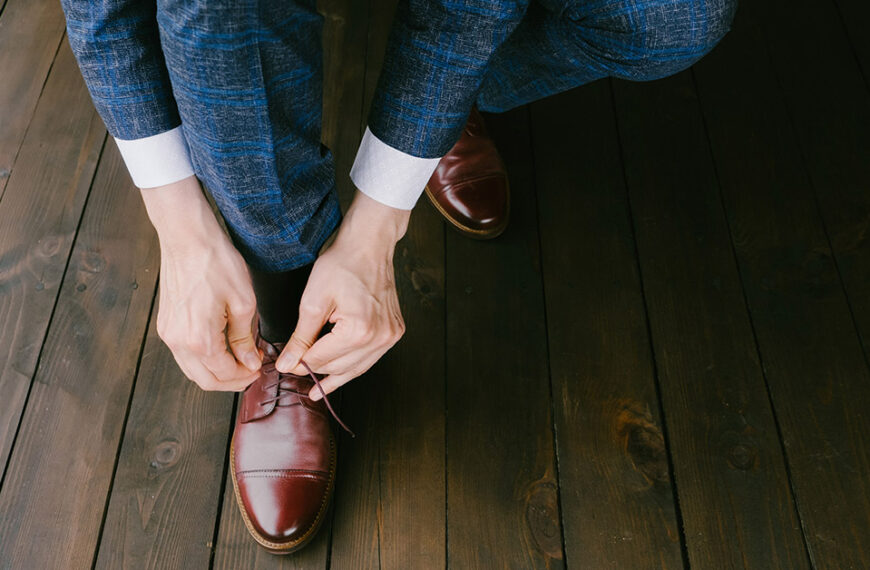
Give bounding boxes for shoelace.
[259,359,355,437]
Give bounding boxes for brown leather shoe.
[425,107,509,239]
[231,334,339,554]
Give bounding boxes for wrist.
[335,190,410,251]
[140,175,225,253]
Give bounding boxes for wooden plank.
[370,204,447,568]
[319,0,369,209]
[829,0,870,84]
[322,400,381,569]
[326,0,448,566]
[612,70,809,568]
[325,0,388,566]
[444,107,564,568]
[93,315,235,569]
[728,0,870,566]
[0,40,105,481]
[0,142,159,568]
[530,83,684,567]
[0,0,67,200]
[753,0,870,354]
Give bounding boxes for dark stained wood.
[6,0,870,566]
[323,405,381,569]
[754,0,870,361]
[829,0,870,84]
[322,0,381,563]
[731,0,870,565]
[372,204,447,568]
[332,0,448,566]
[0,142,159,568]
[0,0,67,200]
[612,71,809,569]
[0,41,105,478]
[93,315,235,569]
[319,0,370,209]
[530,83,684,567]
[444,107,564,568]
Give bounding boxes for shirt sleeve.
[114,127,195,189]
[350,127,440,210]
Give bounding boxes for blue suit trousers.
[62,0,737,271]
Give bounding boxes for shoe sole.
[424,181,510,240]
[230,433,337,555]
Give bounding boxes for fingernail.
[244,352,261,371]
[309,390,321,402]
[277,353,297,371]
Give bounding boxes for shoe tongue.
[256,335,283,360]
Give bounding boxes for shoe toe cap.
[238,472,330,546]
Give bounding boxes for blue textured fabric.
[61,0,340,272]
[369,0,738,158]
[61,0,737,270]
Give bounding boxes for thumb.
[227,305,261,372]
[276,301,330,372]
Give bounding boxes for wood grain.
[0,40,105,481]
[0,142,159,568]
[93,315,236,569]
[722,1,870,566]
[319,0,370,209]
[321,0,381,565]
[612,70,809,569]
[531,83,684,568]
[0,0,67,200]
[828,0,870,84]
[329,0,449,566]
[444,107,564,568]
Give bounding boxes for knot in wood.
[37,235,62,258]
[149,440,180,471]
[525,481,563,560]
[615,399,670,485]
[81,250,106,274]
[726,444,757,471]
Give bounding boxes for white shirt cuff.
[114,126,196,189]
[350,127,441,210]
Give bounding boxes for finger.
[286,330,349,376]
[226,303,260,371]
[203,348,260,383]
[308,372,356,402]
[297,349,367,377]
[178,352,255,392]
[276,298,333,372]
[198,327,259,382]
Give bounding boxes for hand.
[143,176,262,391]
[275,191,410,400]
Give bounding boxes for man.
[61,0,736,554]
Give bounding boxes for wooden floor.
[2,0,870,567]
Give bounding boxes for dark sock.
[249,263,313,344]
